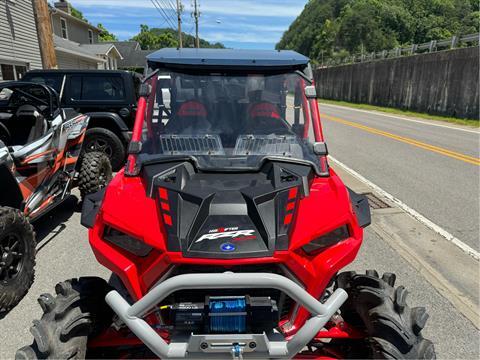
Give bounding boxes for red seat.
[165,100,211,134]
[249,102,281,120]
[177,101,208,117]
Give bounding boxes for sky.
[70,0,308,49]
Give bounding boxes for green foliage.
[69,5,119,42]
[131,25,225,50]
[277,0,479,60]
[70,5,85,21]
[98,23,118,42]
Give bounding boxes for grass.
[318,99,479,127]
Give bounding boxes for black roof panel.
[147,48,309,70]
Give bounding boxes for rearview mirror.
[305,85,317,99]
[313,142,328,156]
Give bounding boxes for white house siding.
[0,0,43,80]
[56,52,98,69]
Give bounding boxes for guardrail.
[319,33,479,67]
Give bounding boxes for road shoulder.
[331,160,480,329]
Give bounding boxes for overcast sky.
[70,0,307,49]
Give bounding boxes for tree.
[70,6,85,21]
[277,0,478,61]
[131,25,224,50]
[98,23,118,42]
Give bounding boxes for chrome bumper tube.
[105,272,348,359]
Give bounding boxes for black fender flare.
[0,164,23,209]
[348,188,371,228]
[85,112,129,132]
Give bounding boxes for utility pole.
[192,0,200,48]
[33,0,57,69]
[176,0,183,48]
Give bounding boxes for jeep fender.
[0,164,23,209]
[86,112,131,143]
[86,112,129,131]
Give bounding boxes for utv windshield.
[138,70,324,173]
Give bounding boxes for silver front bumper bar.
[106,272,347,359]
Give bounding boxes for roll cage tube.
[0,82,59,119]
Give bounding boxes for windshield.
[138,70,323,172]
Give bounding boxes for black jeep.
[22,70,142,170]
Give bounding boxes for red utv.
[17,49,434,359]
[0,82,112,312]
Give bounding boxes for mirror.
[313,142,328,156]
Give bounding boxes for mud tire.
[84,128,126,171]
[15,277,113,360]
[335,270,436,359]
[0,207,35,312]
[77,152,112,200]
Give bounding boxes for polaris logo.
[195,227,256,243]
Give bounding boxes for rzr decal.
[195,227,256,243]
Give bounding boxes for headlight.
[302,225,350,255]
[103,226,153,257]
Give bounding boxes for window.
[15,66,27,80]
[88,29,93,44]
[70,75,126,101]
[0,63,29,81]
[60,18,68,39]
[22,74,64,93]
[0,64,15,81]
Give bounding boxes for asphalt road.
[319,103,480,251]
[1,187,478,359]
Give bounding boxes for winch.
[170,295,278,334]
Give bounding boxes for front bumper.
[106,272,347,359]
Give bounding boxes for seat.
[165,100,212,135]
[9,105,48,146]
[244,102,290,135]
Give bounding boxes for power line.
[152,0,177,29]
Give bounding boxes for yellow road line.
[322,114,480,166]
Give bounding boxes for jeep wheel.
[16,277,113,360]
[78,152,112,200]
[84,128,126,171]
[0,207,36,312]
[334,270,436,359]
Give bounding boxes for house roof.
[104,41,141,55]
[81,44,123,59]
[102,42,154,68]
[49,6,100,32]
[53,35,106,62]
[147,48,310,70]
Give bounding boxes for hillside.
[131,25,225,50]
[276,0,479,60]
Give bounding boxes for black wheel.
[334,270,436,359]
[0,207,36,312]
[16,277,113,360]
[84,128,126,171]
[77,152,112,200]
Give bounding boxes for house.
[0,0,43,80]
[104,41,154,73]
[50,1,123,69]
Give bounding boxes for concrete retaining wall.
[314,47,479,119]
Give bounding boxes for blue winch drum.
[209,296,247,333]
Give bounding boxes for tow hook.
[231,343,243,360]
